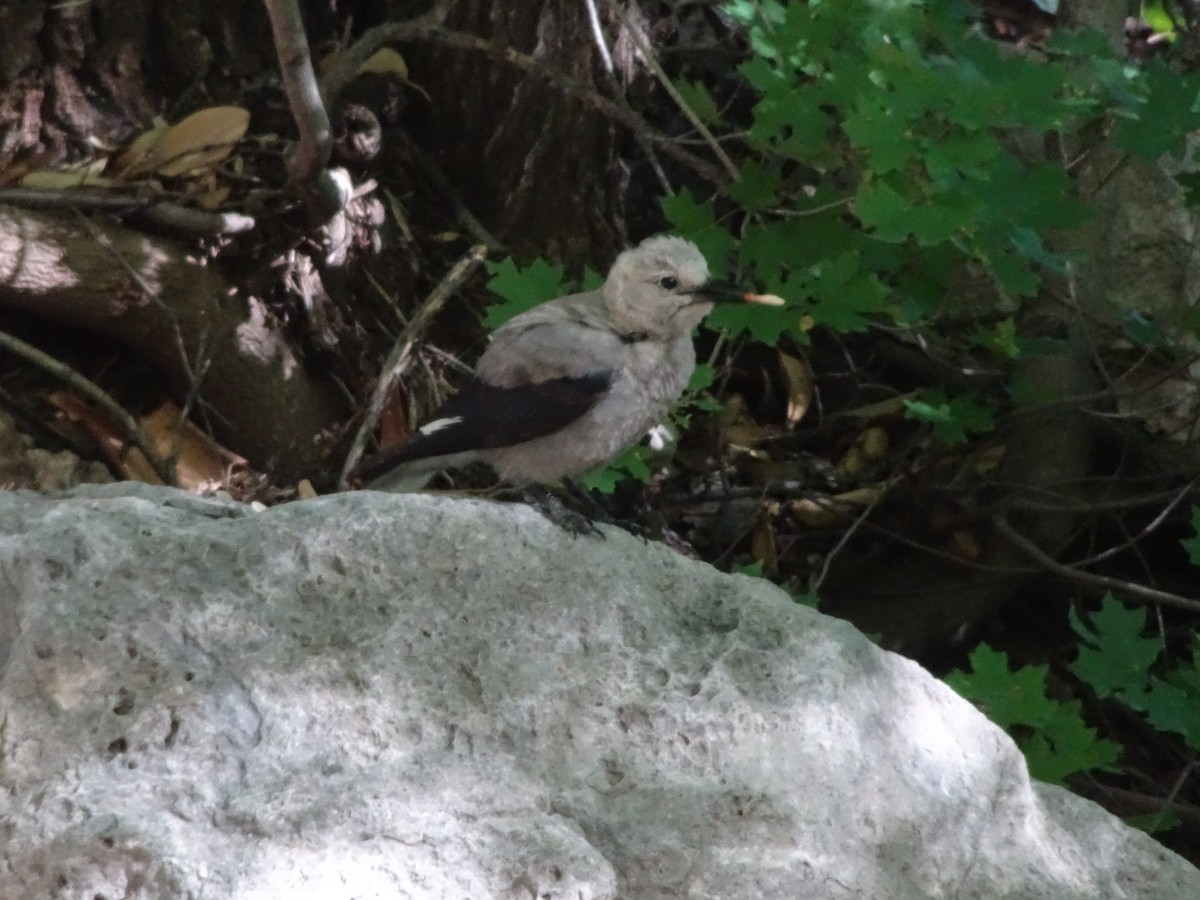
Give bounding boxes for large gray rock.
[0,484,1194,899]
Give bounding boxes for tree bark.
[0,206,346,481]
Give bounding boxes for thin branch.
[340,244,489,487]
[0,189,256,235]
[611,2,740,181]
[810,485,888,595]
[992,515,1200,613]
[392,130,502,252]
[0,328,177,486]
[262,0,332,186]
[583,0,614,73]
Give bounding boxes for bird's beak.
[696,282,786,306]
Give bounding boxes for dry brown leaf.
[296,479,318,500]
[139,401,245,490]
[719,393,773,450]
[749,515,778,573]
[49,392,147,479]
[19,159,111,189]
[947,528,982,561]
[195,184,232,209]
[790,483,890,527]
[860,426,889,460]
[357,48,431,101]
[841,392,917,420]
[358,47,410,78]
[836,445,866,478]
[111,118,171,177]
[156,106,249,177]
[777,351,814,428]
[49,393,244,490]
[971,443,1006,473]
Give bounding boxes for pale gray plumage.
[351,235,771,491]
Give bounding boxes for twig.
[263,0,331,186]
[0,190,256,235]
[340,244,489,486]
[992,514,1200,613]
[392,130,502,252]
[611,3,740,182]
[584,0,615,73]
[810,484,889,594]
[0,328,176,486]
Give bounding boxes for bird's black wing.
[348,372,610,483]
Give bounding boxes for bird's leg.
[560,480,655,543]
[518,484,606,538]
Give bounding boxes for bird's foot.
[521,486,605,538]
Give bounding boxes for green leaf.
[1070,594,1161,698]
[1021,702,1120,784]
[903,389,995,444]
[726,159,781,211]
[1009,227,1068,273]
[580,443,654,493]
[1114,60,1200,161]
[842,102,916,173]
[944,645,1119,785]
[1136,678,1200,745]
[688,363,717,393]
[1183,507,1200,566]
[706,298,795,344]
[973,317,1020,359]
[731,559,766,578]
[944,645,1055,728]
[854,179,912,242]
[808,254,888,332]
[986,248,1041,297]
[483,257,570,328]
[674,78,723,125]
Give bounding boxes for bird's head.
[603,235,773,339]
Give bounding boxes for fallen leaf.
[112,118,171,177]
[777,351,814,428]
[750,514,778,573]
[19,158,111,189]
[49,393,245,490]
[156,106,250,177]
[357,48,431,101]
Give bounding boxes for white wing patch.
[418,416,463,436]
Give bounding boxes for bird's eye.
[658,275,679,290]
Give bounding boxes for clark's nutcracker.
[349,235,782,491]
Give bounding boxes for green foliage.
[581,444,654,493]
[1183,506,1200,566]
[903,389,995,444]
[483,0,1200,499]
[1112,60,1200,161]
[483,258,571,328]
[711,0,1107,324]
[1072,594,1200,748]
[944,645,1120,784]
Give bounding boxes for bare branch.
[340,245,490,486]
[263,0,332,186]
[993,515,1200,613]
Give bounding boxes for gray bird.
[349,235,781,492]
